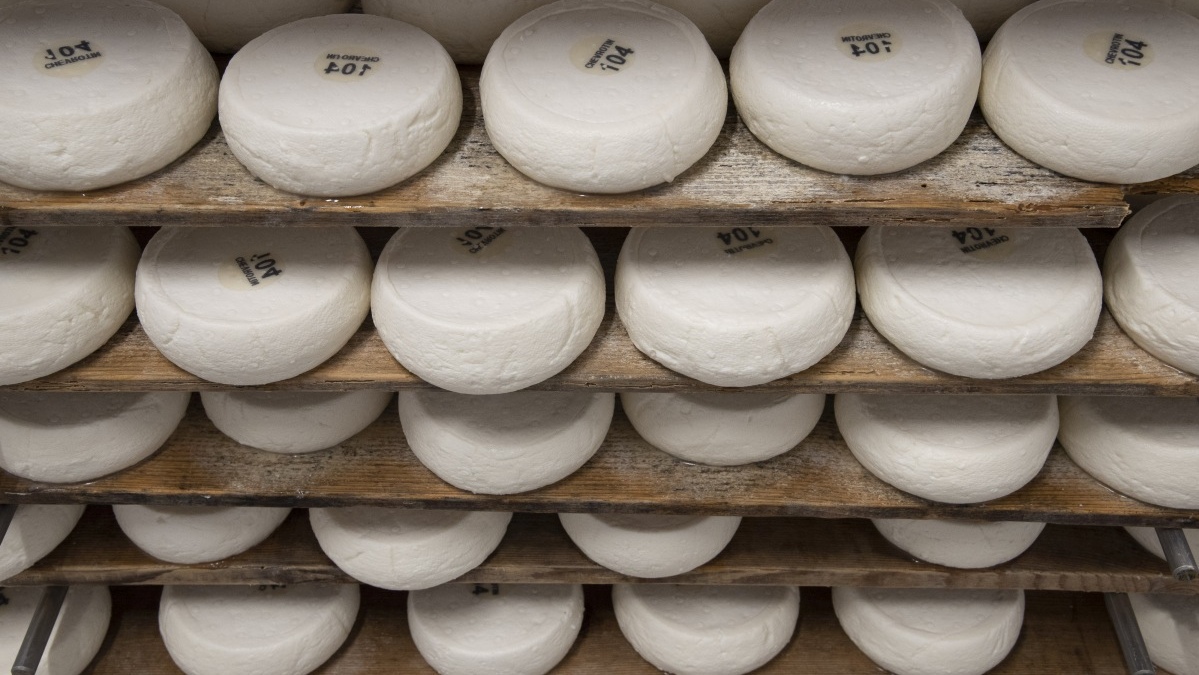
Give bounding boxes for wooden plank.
[0,69,1133,230]
[1128,166,1199,199]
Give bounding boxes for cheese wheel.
[731,0,980,175]
[373,227,604,395]
[1124,525,1199,561]
[1104,195,1199,376]
[1059,396,1199,509]
[613,584,799,675]
[408,583,584,675]
[219,14,461,197]
[113,505,291,564]
[620,391,825,466]
[200,391,392,454]
[835,394,1058,504]
[834,586,1024,675]
[480,0,727,193]
[558,512,741,578]
[399,390,613,495]
[0,504,85,581]
[361,0,551,64]
[0,0,217,191]
[0,226,139,386]
[1129,592,1199,675]
[151,0,355,53]
[0,392,190,483]
[0,586,110,675]
[309,507,512,590]
[980,0,1199,184]
[872,519,1046,568]
[951,0,1036,40]
[136,226,372,386]
[617,226,855,387]
[160,584,359,675]
[856,226,1102,379]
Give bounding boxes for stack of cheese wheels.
[136,226,372,386]
[0,586,110,675]
[373,227,604,394]
[621,392,826,466]
[835,394,1058,504]
[1124,525,1199,562]
[1104,195,1199,376]
[0,504,85,581]
[399,390,614,495]
[617,226,855,387]
[113,505,291,564]
[160,584,359,675]
[872,519,1046,568]
[981,0,1199,183]
[1059,396,1199,509]
[0,392,189,483]
[856,226,1102,378]
[952,0,1036,39]
[732,0,980,175]
[558,512,741,578]
[834,587,1024,675]
[480,0,727,193]
[0,0,217,191]
[408,583,585,675]
[200,391,392,454]
[219,14,461,197]
[614,584,799,675]
[152,0,354,53]
[309,507,512,590]
[1128,593,1199,675]
[0,226,139,386]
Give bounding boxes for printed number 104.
[851,41,891,57]
[325,62,371,77]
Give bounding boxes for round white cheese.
[1129,592,1199,675]
[136,226,372,386]
[834,394,1058,504]
[373,227,605,395]
[152,0,355,53]
[398,390,614,494]
[0,0,217,191]
[951,0,1036,40]
[855,225,1102,379]
[160,584,359,675]
[0,391,190,483]
[620,391,825,466]
[1104,195,1199,376]
[0,226,139,386]
[1059,396,1199,509]
[113,504,291,564]
[558,512,741,578]
[980,0,1199,184]
[480,0,727,193]
[309,507,512,590]
[731,0,980,175]
[200,390,392,454]
[617,226,855,387]
[872,518,1046,568]
[408,583,584,675]
[1123,525,1199,562]
[0,504,85,581]
[613,584,799,675]
[0,586,110,675]
[361,0,551,64]
[219,14,461,197]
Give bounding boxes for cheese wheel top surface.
[0,227,135,315]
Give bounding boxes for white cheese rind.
[152,0,355,53]
[951,0,1036,39]
[655,0,772,57]
[0,392,190,483]
[0,504,85,581]
[0,586,110,675]
[480,0,727,193]
[408,583,584,675]
[621,391,825,466]
[372,227,605,395]
[1123,526,1199,562]
[855,225,1102,379]
[613,584,799,675]
[1128,592,1199,675]
[872,519,1046,569]
[980,0,1199,183]
[835,394,1058,504]
[0,0,217,191]
[399,390,613,494]
[617,226,855,387]
[113,505,291,564]
[309,507,512,590]
[558,512,741,578]
[136,226,372,386]
[200,391,392,454]
[0,226,139,386]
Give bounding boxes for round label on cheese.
[313,46,382,81]
[570,35,637,74]
[836,24,901,62]
[1084,31,1154,70]
[33,37,105,77]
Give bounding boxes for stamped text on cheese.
[317,48,382,81]
[232,253,283,288]
[716,227,775,256]
[571,36,636,75]
[0,227,38,256]
[836,25,900,62]
[455,226,507,255]
[953,227,1010,254]
[42,40,101,69]
[1085,31,1152,70]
